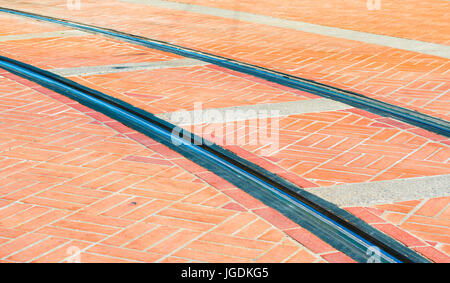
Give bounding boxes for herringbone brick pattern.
[0,35,178,69]
[185,109,449,187]
[73,65,314,114]
[2,0,448,119]
[0,2,448,263]
[172,0,450,44]
[345,197,450,262]
[0,13,316,114]
[0,13,67,36]
[0,71,341,263]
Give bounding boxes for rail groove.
[0,55,431,263]
[0,7,449,138]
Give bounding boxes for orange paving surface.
[0,13,67,35]
[0,1,448,263]
[68,61,449,187]
[72,66,315,114]
[0,71,345,263]
[1,0,448,120]
[0,35,179,69]
[345,197,450,263]
[172,0,450,44]
[187,108,450,187]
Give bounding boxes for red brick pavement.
[170,0,450,45]
[345,197,450,263]
[0,0,448,119]
[71,65,315,114]
[172,108,450,188]
[0,70,340,263]
[0,35,179,69]
[0,1,448,263]
[0,13,67,35]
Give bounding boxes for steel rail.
[0,7,448,138]
[0,55,431,263]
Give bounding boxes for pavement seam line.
[0,30,87,42]
[50,58,207,76]
[398,199,428,226]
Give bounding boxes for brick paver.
[1,19,439,188]
[72,65,315,114]
[1,0,448,119]
[0,34,179,69]
[179,108,449,187]
[345,197,450,263]
[0,13,67,36]
[0,1,448,263]
[168,0,450,44]
[0,70,337,263]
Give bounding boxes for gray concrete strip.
[50,58,208,76]
[123,0,450,59]
[0,30,88,42]
[304,175,450,207]
[157,98,351,125]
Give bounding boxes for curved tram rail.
[0,7,449,138]
[0,55,431,263]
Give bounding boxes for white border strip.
[0,30,87,42]
[305,174,450,207]
[124,0,450,59]
[156,98,352,125]
[50,58,207,76]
